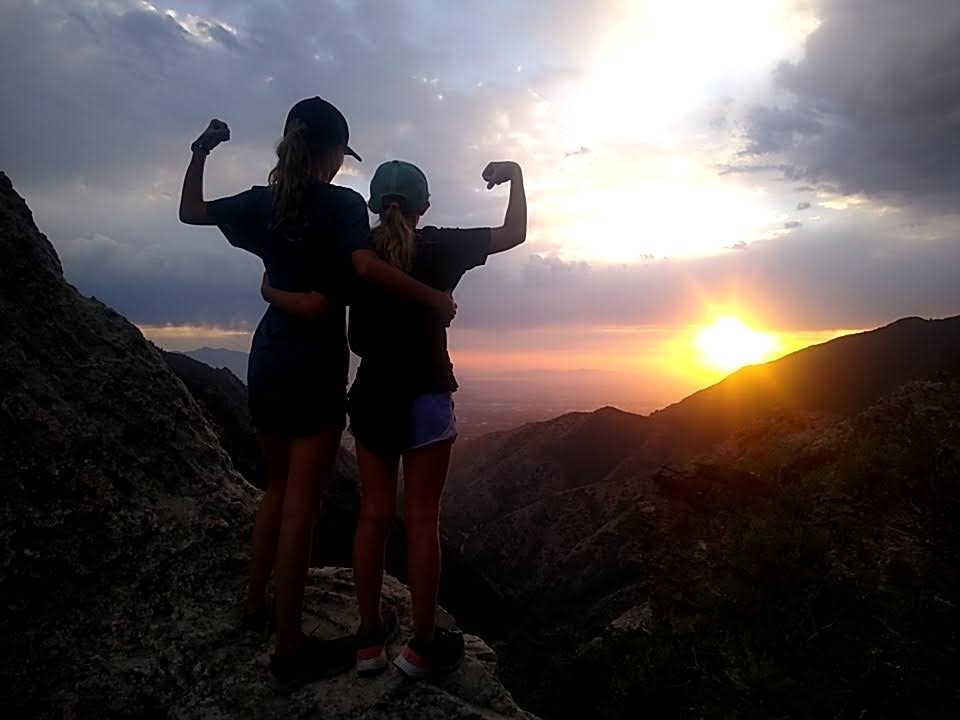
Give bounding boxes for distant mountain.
[183,346,249,381]
[445,315,960,719]
[651,315,960,447]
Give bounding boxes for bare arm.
[261,273,330,319]
[261,252,457,324]
[485,161,527,254]
[351,249,457,324]
[179,119,230,225]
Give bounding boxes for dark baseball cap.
[368,160,429,213]
[284,97,361,161]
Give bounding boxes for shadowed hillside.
[446,316,960,719]
[184,346,250,383]
[163,350,265,485]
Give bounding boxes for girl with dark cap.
[263,157,526,679]
[179,98,456,692]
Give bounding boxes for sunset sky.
[2,0,958,407]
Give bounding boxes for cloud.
[2,0,958,347]
[743,0,960,207]
[797,201,812,211]
[784,220,803,229]
[453,222,960,333]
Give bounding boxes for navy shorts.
[349,390,457,458]
[248,366,346,437]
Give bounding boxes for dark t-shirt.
[348,226,492,395]
[207,184,371,382]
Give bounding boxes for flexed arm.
[484,161,526,254]
[179,119,231,225]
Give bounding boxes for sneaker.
[393,628,465,680]
[355,606,400,676]
[240,597,274,638]
[268,634,354,693]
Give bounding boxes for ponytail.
[268,121,342,229]
[372,203,416,271]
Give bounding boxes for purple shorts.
[407,393,458,451]
[349,391,458,457]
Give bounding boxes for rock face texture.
[0,172,534,720]
[162,350,265,486]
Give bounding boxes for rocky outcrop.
[0,172,534,719]
[162,350,265,486]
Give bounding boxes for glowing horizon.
[139,319,862,409]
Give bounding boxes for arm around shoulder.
[261,273,330,319]
[351,249,457,325]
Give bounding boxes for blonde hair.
[372,202,416,271]
[268,120,341,229]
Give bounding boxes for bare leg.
[402,439,454,643]
[246,434,289,613]
[273,430,341,656]
[353,444,400,635]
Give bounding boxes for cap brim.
[345,145,362,162]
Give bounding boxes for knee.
[359,502,395,537]
[280,500,316,532]
[404,504,440,534]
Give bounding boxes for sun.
[696,317,777,373]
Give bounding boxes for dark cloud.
[784,220,803,229]
[452,225,960,333]
[55,214,960,334]
[744,0,960,205]
[58,231,264,327]
[797,201,812,211]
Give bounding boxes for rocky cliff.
[0,172,535,720]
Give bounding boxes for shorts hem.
[406,432,459,452]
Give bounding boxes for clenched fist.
[192,119,230,154]
[482,161,520,189]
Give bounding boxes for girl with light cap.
[179,99,457,692]
[263,157,527,679]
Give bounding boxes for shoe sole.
[356,648,388,676]
[393,650,430,680]
[393,651,463,681]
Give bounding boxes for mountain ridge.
[444,312,960,718]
